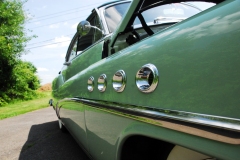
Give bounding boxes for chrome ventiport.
[136,64,159,93]
[98,74,107,92]
[112,70,126,92]
[87,76,94,92]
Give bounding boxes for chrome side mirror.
[77,20,104,36]
[77,21,91,36]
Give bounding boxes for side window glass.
[69,40,77,61]
[93,16,102,43]
[110,3,203,54]
[66,35,78,62]
[104,3,130,33]
[133,3,201,38]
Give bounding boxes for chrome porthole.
[98,74,107,92]
[112,70,126,92]
[136,64,159,93]
[87,76,94,92]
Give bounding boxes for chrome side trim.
[77,98,240,132]
[64,98,240,144]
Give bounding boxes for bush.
[0,1,40,106]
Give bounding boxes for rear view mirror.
[77,20,104,36]
[77,21,91,36]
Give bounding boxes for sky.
[22,0,215,85]
[22,0,115,85]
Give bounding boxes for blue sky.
[22,0,214,85]
[22,0,113,84]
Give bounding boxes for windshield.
[104,2,130,33]
[134,3,201,26]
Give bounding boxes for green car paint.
[62,40,104,82]
[52,0,240,159]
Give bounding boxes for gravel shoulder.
[0,107,89,160]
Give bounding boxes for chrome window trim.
[93,7,106,36]
[65,33,79,62]
[99,1,132,34]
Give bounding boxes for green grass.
[0,91,52,120]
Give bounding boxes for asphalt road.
[0,107,90,160]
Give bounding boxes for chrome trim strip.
[73,98,240,132]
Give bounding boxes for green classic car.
[52,0,240,159]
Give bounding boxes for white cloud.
[37,5,47,11]
[71,23,78,29]
[49,23,60,29]
[45,44,58,48]
[38,74,56,85]
[44,36,71,48]
[37,67,49,72]
[34,21,41,25]
[55,36,71,47]
[64,22,68,26]
[60,53,65,58]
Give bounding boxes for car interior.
[109,1,219,55]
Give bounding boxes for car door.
[62,13,104,83]
[57,11,105,152]
[53,1,131,158]
[75,1,240,159]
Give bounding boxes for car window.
[65,34,78,62]
[134,3,201,26]
[65,12,103,62]
[110,3,203,54]
[104,2,130,33]
[69,40,77,61]
[92,15,102,43]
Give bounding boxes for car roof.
[97,0,131,9]
[140,0,223,13]
[142,0,224,7]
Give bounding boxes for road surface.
[0,107,90,160]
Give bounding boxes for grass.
[0,91,52,120]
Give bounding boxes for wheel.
[167,145,213,160]
[58,119,67,133]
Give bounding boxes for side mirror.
[77,21,91,36]
[77,20,104,36]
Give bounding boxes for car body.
[52,0,240,159]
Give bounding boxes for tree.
[0,0,40,106]
[7,61,40,99]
